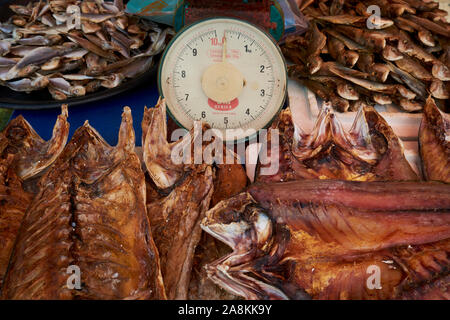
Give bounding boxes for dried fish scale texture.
[284,0,450,112]
[419,97,450,183]
[201,180,450,300]
[257,104,418,183]
[0,106,68,288]
[142,99,214,299]
[1,108,166,300]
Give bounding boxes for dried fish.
[0,106,68,287]
[119,56,153,78]
[100,73,123,88]
[395,54,433,81]
[0,0,172,99]
[1,108,166,300]
[0,57,17,67]
[405,14,450,38]
[395,17,435,47]
[201,181,450,300]
[386,61,427,99]
[305,22,327,74]
[327,36,358,67]
[67,34,117,61]
[382,45,403,61]
[419,97,450,182]
[257,104,418,183]
[3,75,49,92]
[17,35,60,46]
[285,0,450,112]
[430,79,449,100]
[0,40,11,56]
[49,77,86,97]
[142,99,215,299]
[4,46,70,80]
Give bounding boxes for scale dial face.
[158,17,287,142]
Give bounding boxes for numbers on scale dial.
[171,29,276,129]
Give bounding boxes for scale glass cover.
[158,17,287,142]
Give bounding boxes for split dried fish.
[0,106,68,287]
[419,96,449,182]
[257,104,418,183]
[142,99,214,299]
[0,0,172,99]
[201,180,450,299]
[1,107,166,299]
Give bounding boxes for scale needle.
[222,32,227,62]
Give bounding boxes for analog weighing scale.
[158,1,288,142]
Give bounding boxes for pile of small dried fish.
[0,0,173,100]
[284,0,450,112]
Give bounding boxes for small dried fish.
[81,13,122,24]
[67,34,117,61]
[382,45,403,61]
[0,0,171,99]
[5,46,70,80]
[386,61,427,99]
[305,22,327,74]
[327,36,358,67]
[9,45,36,57]
[430,79,450,100]
[48,77,86,97]
[431,62,450,81]
[394,54,433,81]
[100,73,124,88]
[395,17,435,47]
[3,75,49,92]
[405,14,450,38]
[119,56,153,78]
[0,57,17,67]
[17,35,60,46]
[316,15,365,25]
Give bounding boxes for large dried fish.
[0,106,69,288]
[146,166,214,299]
[142,99,214,299]
[257,104,418,183]
[419,97,450,183]
[202,180,450,300]
[1,108,166,300]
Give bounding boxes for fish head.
[201,193,273,256]
[201,192,304,300]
